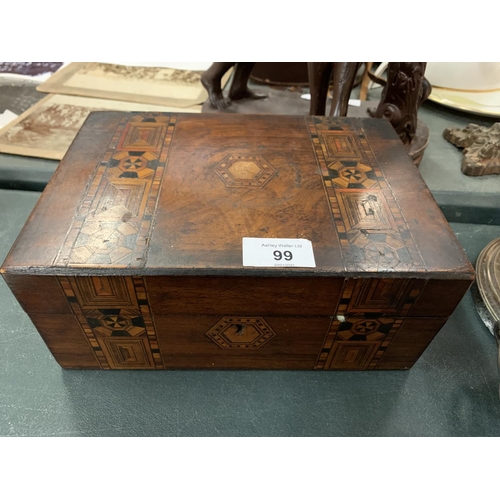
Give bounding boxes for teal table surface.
[1,189,499,436]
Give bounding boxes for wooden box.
[1,112,474,370]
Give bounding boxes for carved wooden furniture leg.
[330,62,362,117]
[369,62,427,145]
[228,63,267,102]
[308,62,361,117]
[308,62,333,116]
[201,62,235,110]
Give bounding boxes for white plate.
[428,86,500,117]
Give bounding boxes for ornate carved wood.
[443,122,500,176]
[369,63,430,146]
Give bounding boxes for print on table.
[81,63,205,86]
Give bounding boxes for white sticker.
[242,238,316,268]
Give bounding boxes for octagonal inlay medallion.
[214,155,277,188]
[85,308,146,337]
[206,317,276,349]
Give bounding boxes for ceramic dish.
[428,86,500,117]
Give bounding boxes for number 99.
[273,250,293,261]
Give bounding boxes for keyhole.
[234,324,247,336]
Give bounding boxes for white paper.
[300,94,362,107]
[0,109,18,128]
[242,238,316,268]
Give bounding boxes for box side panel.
[409,279,472,317]
[345,277,472,318]
[146,276,470,318]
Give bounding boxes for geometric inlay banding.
[319,131,362,161]
[86,308,146,337]
[70,276,137,309]
[96,178,151,218]
[58,275,163,369]
[337,317,394,341]
[314,277,425,370]
[327,342,381,370]
[337,189,397,232]
[328,162,378,189]
[54,113,176,268]
[118,121,167,150]
[206,316,276,349]
[306,116,426,272]
[347,279,414,315]
[318,315,403,370]
[99,338,153,369]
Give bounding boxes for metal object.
[473,237,500,398]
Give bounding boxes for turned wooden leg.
[330,62,361,117]
[359,62,373,101]
[308,62,332,116]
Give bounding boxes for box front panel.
[15,275,460,370]
[154,315,333,369]
[145,276,345,316]
[139,312,447,371]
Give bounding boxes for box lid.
[1,112,474,279]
